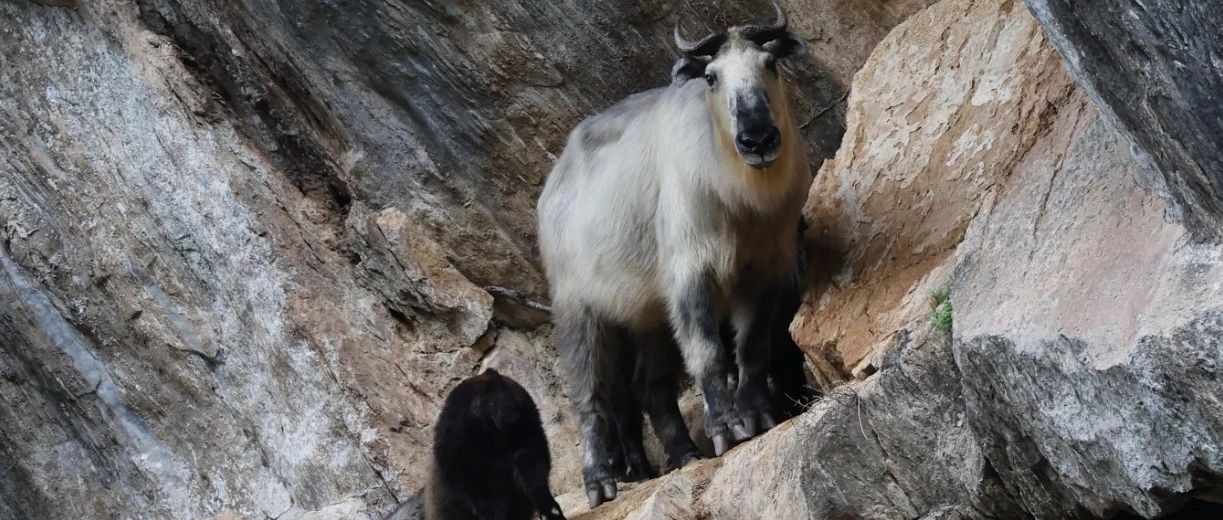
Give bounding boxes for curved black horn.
[742,1,790,44]
[674,23,726,57]
[768,1,787,31]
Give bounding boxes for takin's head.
[674,2,806,169]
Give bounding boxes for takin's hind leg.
[609,334,657,482]
[554,306,619,508]
[635,327,703,471]
[770,273,818,419]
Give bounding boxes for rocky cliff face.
[2,0,1220,518]
[0,0,927,518]
[1024,0,1223,242]
[571,0,1223,518]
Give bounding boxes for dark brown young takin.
[425,369,565,520]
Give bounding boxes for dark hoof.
[731,422,752,441]
[710,417,755,456]
[761,412,778,430]
[584,461,618,508]
[540,501,567,520]
[712,431,731,456]
[742,412,778,437]
[586,480,617,508]
[623,458,658,482]
[740,415,760,437]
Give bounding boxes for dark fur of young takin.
[426,369,566,520]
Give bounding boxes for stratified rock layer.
[1024,0,1223,241]
[574,0,1223,518]
[0,0,931,518]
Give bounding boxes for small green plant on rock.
[931,285,953,334]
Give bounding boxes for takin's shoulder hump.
[570,87,670,151]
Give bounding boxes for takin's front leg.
[730,285,781,436]
[670,275,751,456]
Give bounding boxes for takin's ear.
[763,32,807,59]
[670,56,708,85]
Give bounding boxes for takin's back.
[537,81,716,321]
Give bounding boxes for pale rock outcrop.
[0,0,928,517]
[572,0,1223,517]
[3,0,1220,517]
[794,0,1077,374]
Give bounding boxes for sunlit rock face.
[3,0,1220,518]
[0,0,927,517]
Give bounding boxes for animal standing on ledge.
[604,217,817,484]
[537,3,814,507]
[425,369,566,520]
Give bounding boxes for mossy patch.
[931,285,952,334]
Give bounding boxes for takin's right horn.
[674,22,727,57]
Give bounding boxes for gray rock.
[952,105,1223,518]
[1024,0,1223,241]
[9,0,1220,517]
[0,0,927,516]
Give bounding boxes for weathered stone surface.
[0,3,466,516]
[794,0,1077,373]
[484,285,553,330]
[6,0,1220,517]
[952,93,1223,518]
[1024,0,1223,241]
[2,0,934,516]
[777,0,1223,517]
[345,203,493,348]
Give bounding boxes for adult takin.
[537,3,813,508]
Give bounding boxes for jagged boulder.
[1024,0,1223,241]
[570,0,1223,517]
[0,0,932,517]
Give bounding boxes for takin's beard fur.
[707,49,808,216]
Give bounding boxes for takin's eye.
[704,72,718,86]
[764,56,777,72]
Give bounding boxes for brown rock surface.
[4,0,1222,517]
[795,0,1078,373]
[0,0,930,517]
[574,0,1223,517]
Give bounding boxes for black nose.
[735,126,780,154]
